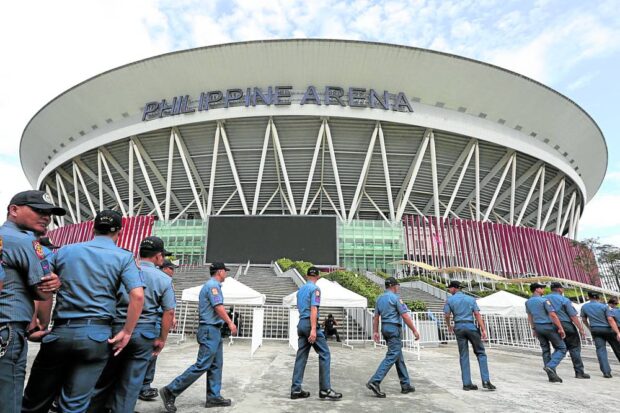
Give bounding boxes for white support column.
[99,151,127,216]
[555,180,565,234]
[541,179,565,230]
[483,155,514,222]
[170,197,197,225]
[45,184,58,229]
[128,140,134,217]
[536,167,546,229]
[321,187,343,221]
[395,131,431,221]
[73,162,96,216]
[301,121,325,214]
[378,123,395,221]
[252,120,273,215]
[516,166,544,226]
[206,124,221,216]
[72,161,80,222]
[560,192,576,234]
[271,120,297,215]
[323,121,347,219]
[568,198,577,238]
[364,192,390,223]
[407,200,426,218]
[475,141,480,220]
[97,153,103,211]
[164,130,175,221]
[510,153,516,224]
[219,122,249,215]
[259,188,280,215]
[173,129,206,219]
[304,188,322,215]
[429,131,440,221]
[573,205,581,239]
[131,142,162,219]
[216,190,238,215]
[56,172,76,223]
[443,143,475,219]
[348,122,379,222]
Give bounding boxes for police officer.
[609,297,620,325]
[89,236,176,412]
[545,282,590,379]
[367,277,419,398]
[160,262,236,411]
[581,291,620,378]
[525,282,567,382]
[139,258,179,401]
[22,210,145,413]
[444,280,496,391]
[0,190,64,413]
[290,266,342,401]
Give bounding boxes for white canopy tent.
[282,278,367,308]
[476,291,527,317]
[181,277,266,305]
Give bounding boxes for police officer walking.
[290,267,342,401]
[444,280,496,391]
[367,277,419,398]
[160,262,237,411]
[581,291,620,378]
[22,210,145,413]
[88,236,176,412]
[609,297,620,325]
[525,282,567,382]
[140,258,179,401]
[0,190,64,413]
[545,282,590,379]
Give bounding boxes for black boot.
[319,389,343,400]
[205,396,232,408]
[366,382,386,398]
[159,387,177,413]
[290,390,311,399]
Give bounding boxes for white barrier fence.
[177,303,596,356]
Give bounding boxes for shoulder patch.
[315,290,321,296]
[399,298,404,304]
[546,300,551,305]
[33,240,45,260]
[0,235,3,261]
[211,287,219,296]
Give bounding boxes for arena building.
[20,40,607,284]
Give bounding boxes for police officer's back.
[581,291,620,378]
[0,190,65,413]
[22,210,145,413]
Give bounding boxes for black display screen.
[206,215,338,265]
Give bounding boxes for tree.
[572,238,601,286]
[597,244,620,291]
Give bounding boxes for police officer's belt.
[54,318,112,326]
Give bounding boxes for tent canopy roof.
[181,277,266,305]
[283,278,367,308]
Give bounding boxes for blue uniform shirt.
[297,281,321,320]
[52,236,145,320]
[545,292,577,323]
[0,221,49,324]
[199,278,224,326]
[580,301,611,328]
[375,290,408,324]
[115,261,176,324]
[610,307,620,325]
[525,295,556,325]
[444,291,480,325]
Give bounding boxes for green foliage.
[405,300,428,312]
[276,258,294,272]
[276,258,313,276]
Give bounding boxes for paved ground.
[27,340,619,412]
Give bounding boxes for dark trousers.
[141,355,158,391]
[561,322,585,375]
[454,326,490,385]
[22,324,112,413]
[88,325,157,413]
[534,324,567,370]
[325,328,340,342]
[0,323,28,413]
[369,323,410,386]
[590,327,620,375]
[291,318,331,392]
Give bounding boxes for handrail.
[400,280,448,301]
[244,260,250,276]
[284,268,306,288]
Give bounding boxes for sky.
[1,0,619,244]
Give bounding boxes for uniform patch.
[546,300,551,305]
[211,287,219,296]
[40,259,51,274]
[315,290,320,296]
[33,240,45,260]
[0,235,3,262]
[399,298,404,304]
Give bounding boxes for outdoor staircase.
[398,286,446,313]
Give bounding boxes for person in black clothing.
[323,314,341,342]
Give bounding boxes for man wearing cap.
[290,266,342,401]
[89,236,176,412]
[0,190,64,413]
[581,291,620,378]
[367,277,419,398]
[609,297,620,325]
[139,258,179,401]
[444,280,496,391]
[525,282,567,382]
[22,209,145,413]
[160,262,237,411]
[545,282,590,379]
